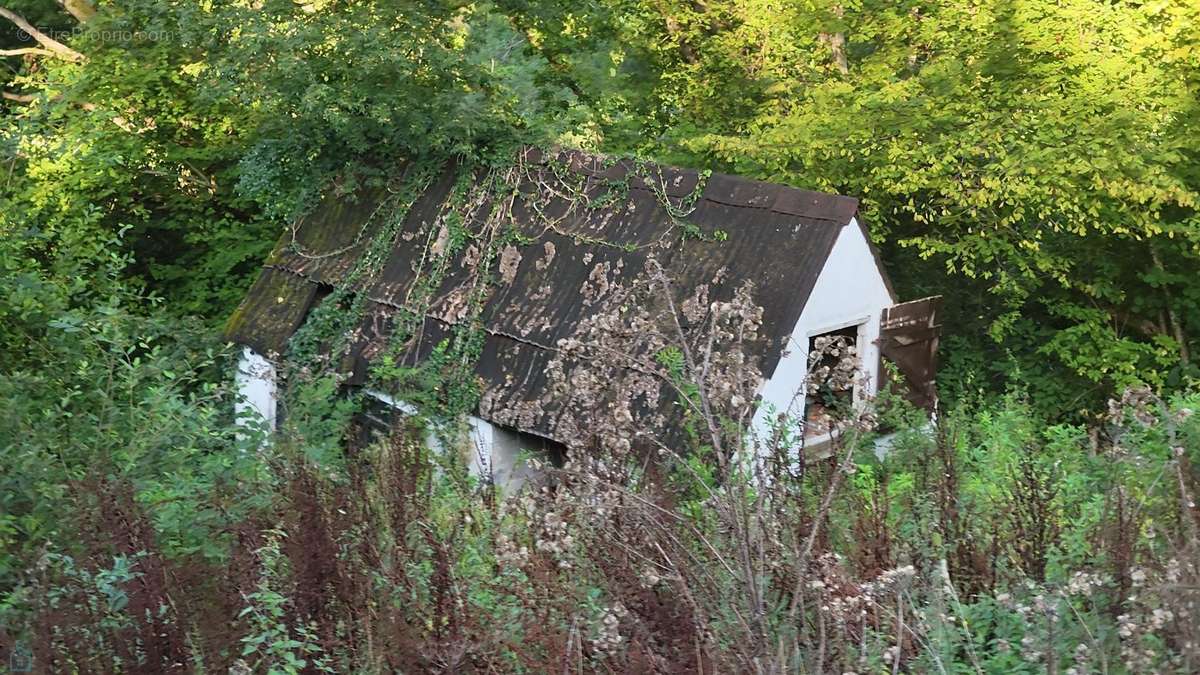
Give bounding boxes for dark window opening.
[497,423,567,468]
[804,325,860,439]
[351,395,569,481]
[295,281,337,328]
[353,393,398,448]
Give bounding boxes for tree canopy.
[2,0,1198,410]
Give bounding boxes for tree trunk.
[1151,246,1190,366]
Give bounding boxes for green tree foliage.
[217,0,591,216]
[0,294,267,582]
[1,0,274,317]
[6,0,1197,409]
[1,0,588,321]
[536,0,1200,411]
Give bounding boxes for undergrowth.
[1,303,1198,673]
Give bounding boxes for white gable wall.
[235,346,278,436]
[751,218,896,443]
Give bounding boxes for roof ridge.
[521,145,858,222]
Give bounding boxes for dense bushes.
[2,317,1197,672]
[0,302,266,582]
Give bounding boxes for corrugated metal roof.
[224,267,318,356]
[225,148,866,446]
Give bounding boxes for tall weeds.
[3,310,1199,673]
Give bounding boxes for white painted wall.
[235,347,277,438]
[751,219,896,445]
[365,390,542,492]
[465,417,544,491]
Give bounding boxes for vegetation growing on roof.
[270,148,723,436]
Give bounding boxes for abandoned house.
[225,148,939,485]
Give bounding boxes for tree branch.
[1150,245,1190,365]
[0,47,56,58]
[2,90,36,102]
[58,0,96,24]
[818,6,850,75]
[818,32,849,75]
[79,101,136,132]
[0,6,86,62]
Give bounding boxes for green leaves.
[4,0,595,326]
[580,0,1200,408]
[0,302,265,581]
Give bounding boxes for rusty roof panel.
[772,188,859,221]
[702,173,777,208]
[267,188,390,283]
[668,207,840,379]
[483,232,647,348]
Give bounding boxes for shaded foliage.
[4,0,1199,409]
